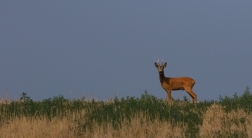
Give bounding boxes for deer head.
[154,59,167,74]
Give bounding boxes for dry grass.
[0,112,186,138]
[81,114,187,138]
[199,104,252,137]
[0,99,11,104]
[0,116,76,138]
[1,102,252,137]
[1,104,252,138]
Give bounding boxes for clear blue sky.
[1,1,252,101]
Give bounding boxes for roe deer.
[154,60,197,103]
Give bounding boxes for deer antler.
[157,59,160,64]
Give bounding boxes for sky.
[1,1,252,101]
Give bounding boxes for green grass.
[0,87,252,137]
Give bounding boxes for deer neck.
[159,71,168,83]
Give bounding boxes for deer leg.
[191,91,197,103]
[166,90,172,104]
[185,89,197,103]
[186,92,194,100]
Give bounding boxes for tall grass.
[0,87,252,137]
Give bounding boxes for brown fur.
[155,62,197,103]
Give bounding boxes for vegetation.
[0,87,252,137]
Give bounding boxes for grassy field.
[0,87,252,138]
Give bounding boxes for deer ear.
[154,62,159,68]
[163,62,167,68]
